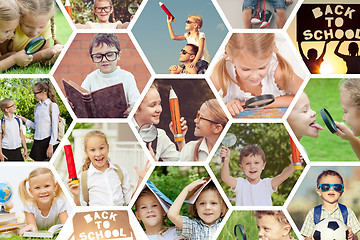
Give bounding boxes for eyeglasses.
[180,49,193,55]
[94,6,112,13]
[6,103,15,108]
[91,51,118,63]
[33,91,42,95]
[318,183,344,192]
[185,20,195,24]
[196,111,221,125]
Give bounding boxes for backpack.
[1,117,21,138]
[313,203,348,225]
[81,164,124,206]
[48,102,66,142]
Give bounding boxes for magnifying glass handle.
[221,157,225,162]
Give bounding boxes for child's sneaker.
[260,10,273,28]
[251,8,264,25]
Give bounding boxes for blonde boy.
[221,144,296,206]
[0,98,27,161]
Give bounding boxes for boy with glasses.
[169,44,199,74]
[301,170,360,240]
[81,33,140,116]
[0,98,27,161]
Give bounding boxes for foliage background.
[61,0,142,23]
[209,123,304,206]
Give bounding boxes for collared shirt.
[301,203,360,237]
[179,138,209,161]
[25,98,59,145]
[176,216,223,240]
[0,114,22,149]
[79,160,132,206]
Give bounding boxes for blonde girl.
[135,187,180,239]
[17,81,59,161]
[335,78,360,160]
[76,0,129,29]
[180,99,228,161]
[211,33,304,116]
[168,179,228,240]
[0,0,33,71]
[167,14,210,73]
[133,84,187,161]
[18,168,68,236]
[8,0,63,65]
[67,130,148,206]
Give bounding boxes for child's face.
[135,88,162,126]
[316,175,343,205]
[85,136,110,172]
[287,93,322,140]
[20,13,50,39]
[194,104,218,137]
[239,154,265,183]
[185,17,198,31]
[33,87,47,102]
[28,173,58,205]
[91,43,119,74]
[94,0,113,23]
[195,189,223,225]
[4,100,17,114]
[257,215,290,240]
[0,19,18,43]
[232,55,272,87]
[340,91,360,136]
[135,194,165,229]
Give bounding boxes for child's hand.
[335,121,356,141]
[169,65,180,74]
[347,226,353,240]
[169,117,188,138]
[14,50,33,67]
[19,224,37,236]
[186,179,207,193]
[16,115,27,122]
[134,159,151,181]
[220,146,230,163]
[147,143,157,161]
[0,152,8,162]
[43,44,64,65]
[226,99,244,116]
[23,150,28,161]
[67,179,80,197]
[46,144,54,158]
[167,16,173,24]
[123,104,131,117]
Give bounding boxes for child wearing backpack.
[301,170,360,240]
[0,98,27,161]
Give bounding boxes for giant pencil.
[64,141,78,183]
[290,135,302,170]
[169,86,183,142]
[159,2,175,21]
[65,0,73,20]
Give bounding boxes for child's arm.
[334,40,346,59]
[190,37,204,67]
[167,16,186,41]
[297,41,307,61]
[226,100,245,116]
[0,133,7,162]
[0,51,33,72]
[335,122,360,160]
[133,160,151,197]
[19,212,38,236]
[318,39,330,61]
[271,161,295,190]
[20,128,28,160]
[168,179,207,229]
[169,117,187,151]
[31,43,64,65]
[67,179,81,206]
[169,65,183,74]
[58,210,68,224]
[220,146,237,189]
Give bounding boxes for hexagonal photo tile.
[131,166,229,239]
[53,33,151,118]
[209,32,308,119]
[0,0,73,74]
[217,210,300,239]
[287,166,360,240]
[287,0,360,74]
[0,164,74,237]
[130,78,230,162]
[0,78,73,162]
[132,0,228,74]
[209,122,305,206]
[215,0,302,29]
[59,0,143,29]
[287,78,359,161]
[53,122,150,207]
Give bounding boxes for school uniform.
[0,115,24,161]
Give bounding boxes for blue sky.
[132,0,228,73]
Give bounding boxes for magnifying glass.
[234,224,247,240]
[138,123,158,143]
[221,132,237,162]
[25,36,46,55]
[242,94,275,109]
[128,2,139,14]
[320,108,337,133]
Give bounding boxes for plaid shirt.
[301,203,360,237]
[176,216,223,240]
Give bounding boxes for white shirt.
[25,99,59,145]
[233,177,276,206]
[81,66,140,108]
[185,32,210,63]
[85,21,122,29]
[23,197,68,230]
[79,161,132,206]
[179,138,209,162]
[0,114,22,149]
[147,228,179,240]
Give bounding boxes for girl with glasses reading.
[179,99,228,161]
[167,14,210,73]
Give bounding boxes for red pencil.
[65,0,73,20]
[289,135,302,170]
[159,2,175,21]
[64,142,78,183]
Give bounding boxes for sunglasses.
[33,90,42,95]
[94,6,112,13]
[196,111,222,125]
[185,20,195,24]
[91,51,118,63]
[318,183,344,192]
[6,103,15,108]
[180,49,193,55]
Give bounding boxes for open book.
[185,177,211,204]
[63,79,127,118]
[146,180,173,212]
[23,224,63,238]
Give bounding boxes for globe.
[0,182,13,206]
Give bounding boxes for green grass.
[302,78,358,161]
[2,10,72,74]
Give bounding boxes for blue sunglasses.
[318,183,344,192]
